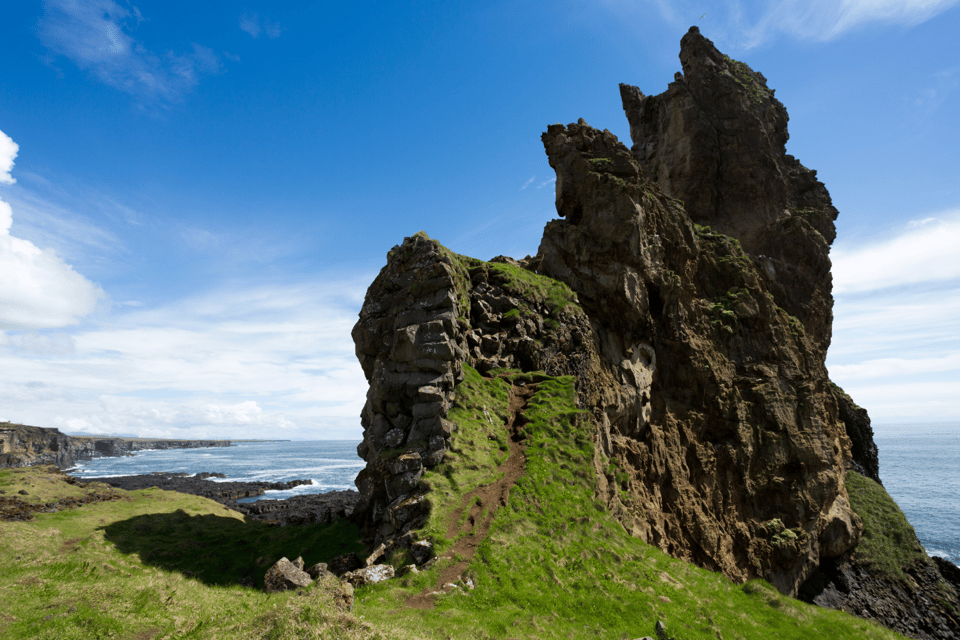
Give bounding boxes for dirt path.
[406,380,538,609]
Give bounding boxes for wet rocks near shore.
[89,472,359,526]
[226,491,359,526]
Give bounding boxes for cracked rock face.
[352,27,869,599]
[351,233,469,543]
[537,115,859,597]
[620,26,837,357]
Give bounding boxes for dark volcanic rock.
[89,472,311,501]
[832,383,881,484]
[537,117,859,597]
[226,491,359,526]
[800,553,960,640]
[90,472,358,525]
[620,26,837,357]
[328,552,363,577]
[935,556,960,593]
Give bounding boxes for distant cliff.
[0,422,230,469]
[349,26,958,639]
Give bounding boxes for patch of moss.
[471,260,581,321]
[723,54,767,105]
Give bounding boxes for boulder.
[263,557,312,593]
[343,564,395,588]
[305,563,336,580]
[410,539,433,565]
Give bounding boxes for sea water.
[67,440,364,502]
[876,424,960,564]
[66,431,959,564]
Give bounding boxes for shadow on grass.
[102,509,365,587]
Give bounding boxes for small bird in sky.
[700,12,707,20]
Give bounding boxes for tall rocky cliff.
[351,26,957,636]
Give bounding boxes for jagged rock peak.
[620,26,837,357]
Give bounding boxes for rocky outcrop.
[619,26,836,358]
[831,384,881,484]
[537,115,858,597]
[350,233,469,543]
[0,422,230,469]
[350,233,605,545]
[800,552,960,640]
[349,26,950,638]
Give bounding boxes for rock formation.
[0,422,230,469]
[832,384,881,483]
[619,27,837,356]
[350,25,957,635]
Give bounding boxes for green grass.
[845,470,928,583]
[0,467,371,640]
[0,389,917,639]
[349,368,907,640]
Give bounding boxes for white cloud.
[39,0,221,105]
[0,130,17,185]
[537,177,556,189]
[831,211,960,294]
[239,11,284,39]
[520,177,535,191]
[828,209,960,423]
[0,129,106,330]
[0,278,371,439]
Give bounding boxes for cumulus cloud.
[0,129,105,330]
[38,0,221,105]
[239,10,284,39]
[0,130,17,185]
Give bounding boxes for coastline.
[0,421,231,470]
[86,471,359,526]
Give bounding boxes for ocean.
[66,431,959,564]
[876,425,960,565]
[67,440,365,502]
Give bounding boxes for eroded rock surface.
[801,552,960,640]
[349,27,946,630]
[264,557,312,592]
[538,115,858,597]
[620,26,836,356]
[832,384,881,484]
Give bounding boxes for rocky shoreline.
[88,471,359,526]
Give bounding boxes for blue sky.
[1,0,958,439]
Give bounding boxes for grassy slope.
[845,470,933,582]
[0,467,369,640]
[354,366,905,640]
[0,372,915,639]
